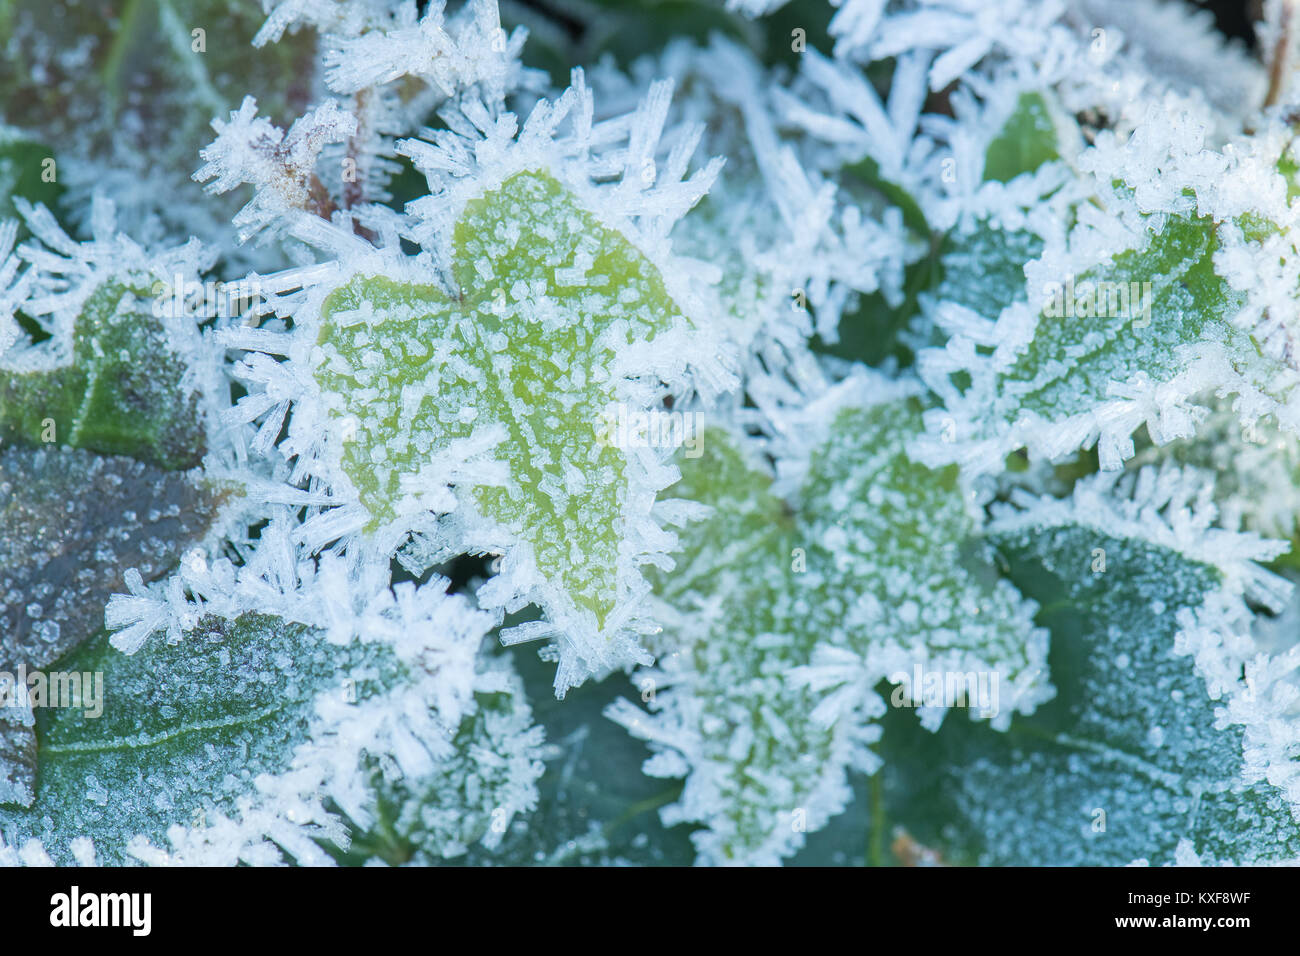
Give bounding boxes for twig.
[1265,0,1298,109]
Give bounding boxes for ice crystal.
[195,98,360,244]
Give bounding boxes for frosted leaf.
[0,613,389,864]
[5,574,543,866]
[609,373,1050,864]
[361,674,546,862]
[313,169,706,691]
[882,467,1300,865]
[982,91,1062,185]
[1,278,206,469]
[0,444,222,806]
[1003,215,1252,421]
[608,421,843,866]
[214,66,729,693]
[1,198,218,470]
[917,100,1300,474]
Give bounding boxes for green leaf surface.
[984,91,1062,184]
[1001,214,1251,423]
[0,280,206,469]
[938,221,1043,318]
[0,443,222,806]
[0,613,398,865]
[315,169,690,628]
[616,393,1048,863]
[881,521,1300,865]
[0,134,62,228]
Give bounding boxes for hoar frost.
[2,0,1300,867]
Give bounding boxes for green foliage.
[984,92,1062,184]
[1001,215,1252,423]
[621,393,1048,863]
[822,87,1064,368]
[0,443,222,805]
[0,0,314,176]
[0,280,205,469]
[0,614,399,864]
[938,222,1043,317]
[882,521,1300,865]
[0,133,62,228]
[316,169,691,627]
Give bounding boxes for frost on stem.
[194,97,359,243]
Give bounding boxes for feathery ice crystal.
[3,0,1300,867]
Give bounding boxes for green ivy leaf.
[0,279,205,469]
[0,613,402,864]
[882,520,1300,865]
[1002,214,1249,423]
[0,444,223,806]
[984,91,1062,184]
[938,221,1044,318]
[612,390,1049,864]
[315,169,691,630]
